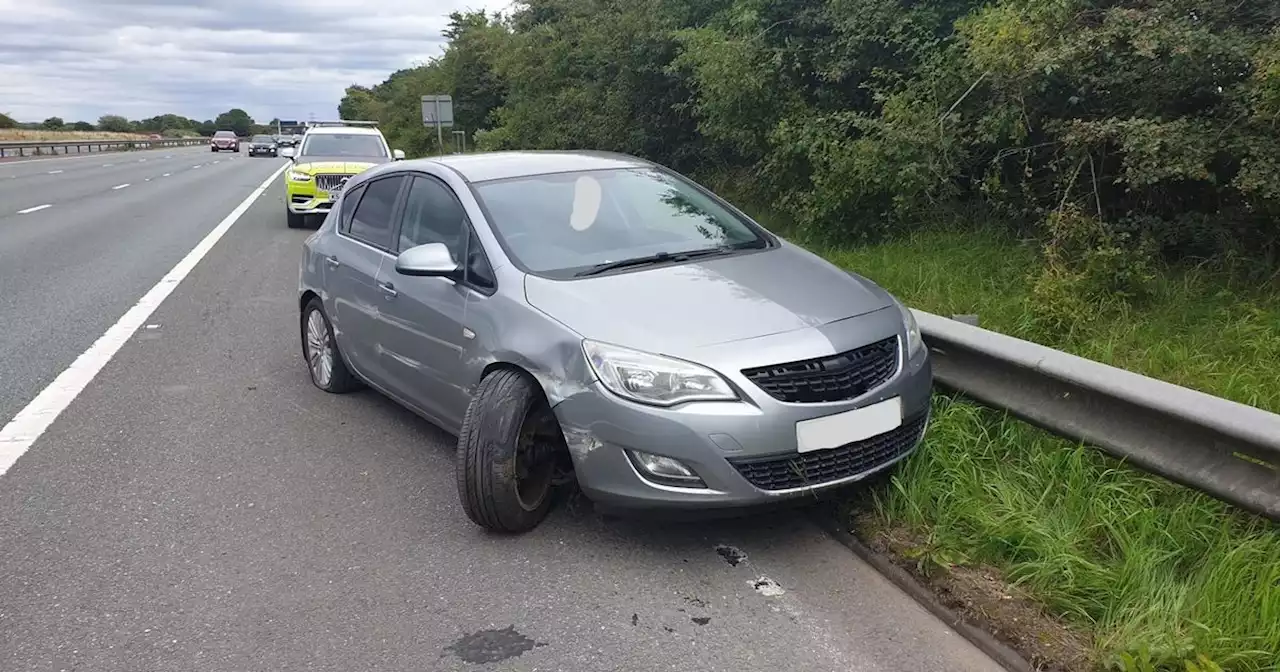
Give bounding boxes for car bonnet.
[293,155,390,173]
[523,243,895,356]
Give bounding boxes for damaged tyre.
[456,369,567,533]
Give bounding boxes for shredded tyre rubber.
[456,369,555,533]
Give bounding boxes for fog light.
[628,450,705,488]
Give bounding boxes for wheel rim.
[305,309,334,387]
[514,409,556,512]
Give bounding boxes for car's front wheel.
[300,298,360,394]
[457,369,565,533]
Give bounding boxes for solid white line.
[47,170,63,174]
[0,162,288,477]
[17,204,52,214]
[112,183,130,190]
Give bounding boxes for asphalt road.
[0,155,1005,672]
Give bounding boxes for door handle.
[324,255,340,268]
[378,281,398,298]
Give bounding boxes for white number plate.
[795,396,902,453]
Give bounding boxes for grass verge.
[817,227,1280,671]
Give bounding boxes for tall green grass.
[821,227,1280,413]
[817,227,1280,670]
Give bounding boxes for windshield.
[252,135,272,142]
[300,133,387,158]
[472,168,768,277]
[213,131,235,138]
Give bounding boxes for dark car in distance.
[249,135,277,157]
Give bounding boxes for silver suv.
[296,151,932,533]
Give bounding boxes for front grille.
[742,336,899,404]
[314,174,349,193]
[729,414,927,491]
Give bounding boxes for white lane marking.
[47,170,63,174]
[139,159,147,162]
[17,204,52,214]
[162,173,170,177]
[192,165,201,169]
[145,178,152,182]
[0,162,288,477]
[102,163,113,167]
[112,183,130,190]
[213,160,220,164]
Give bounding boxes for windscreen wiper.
[574,242,758,277]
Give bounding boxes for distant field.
[0,130,170,142]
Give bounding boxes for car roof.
[305,126,383,136]
[409,150,653,183]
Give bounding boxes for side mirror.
[279,147,295,159]
[395,243,458,278]
[393,149,406,161]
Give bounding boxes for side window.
[338,183,365,234]
[348,176,404,250]
[465,228,496,290]
[396,175,467,260]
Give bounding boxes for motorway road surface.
[0,150,1005,672]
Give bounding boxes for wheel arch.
[299,289,320,313]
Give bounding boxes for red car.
[210,130,240,152]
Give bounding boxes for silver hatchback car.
[297,151,932,533]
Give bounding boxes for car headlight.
[582,340,737,407]
[288,170,312,182]
[896,300,925,357]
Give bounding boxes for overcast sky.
[0,0,514,124]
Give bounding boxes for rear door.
[326,174,407,386]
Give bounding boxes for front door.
[328,174,406,387]
[374,174,474,427]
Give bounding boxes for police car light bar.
[306,120,380,128]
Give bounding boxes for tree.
[0,112,17,129]
[97,114,132,132]
[213,108,254,136]
[42,117,64,130]
[71,121,95,131]
[339,85,379,121]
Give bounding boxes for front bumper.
[287,194,334,215]
[286,175,355,214]
[553,326,933,512]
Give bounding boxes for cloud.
[0,0,516,123]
